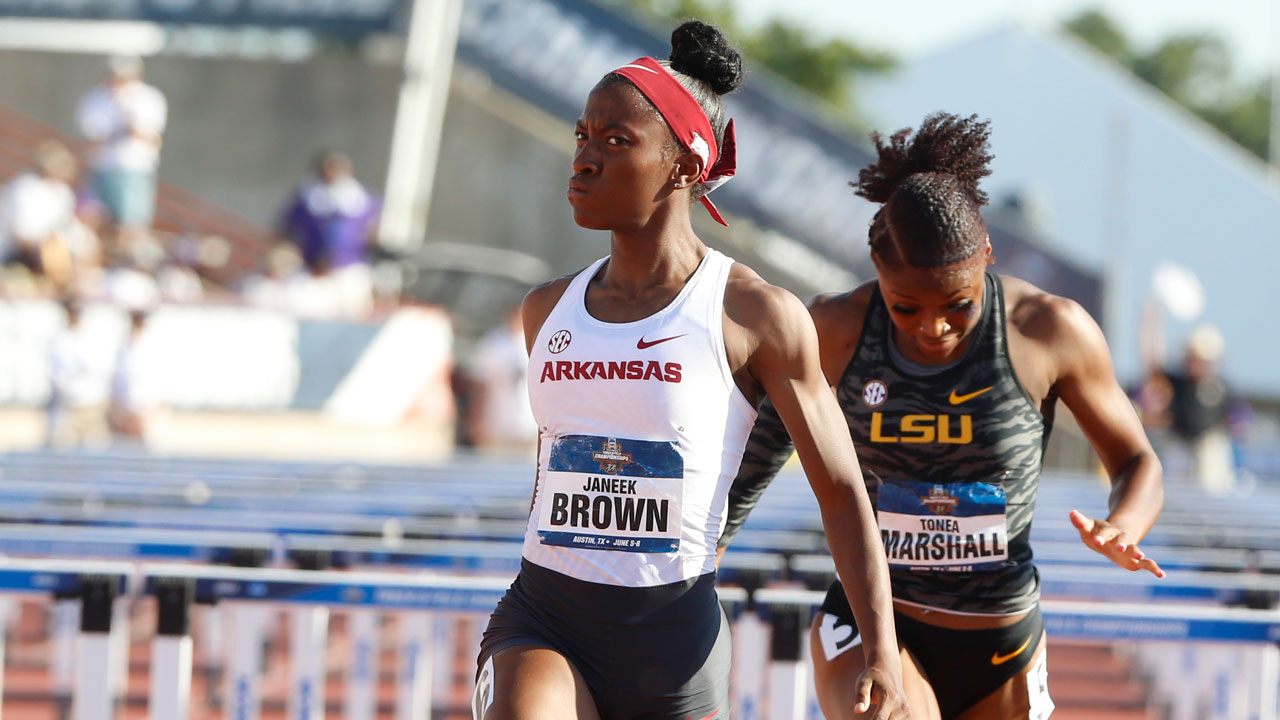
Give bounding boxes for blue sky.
[731,0,1280,82]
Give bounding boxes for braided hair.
[854,112,994,268]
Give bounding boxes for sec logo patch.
[547,329,572,354]
[863,380,888,408]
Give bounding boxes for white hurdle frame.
[396,612,433,720]
[288,606,329,720]
[0,557,1277,719]
[345,609,380,720]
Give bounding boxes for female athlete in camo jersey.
[718,112,1165,719]
[473,21,908,720]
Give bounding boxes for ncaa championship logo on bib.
[538,435,683,553]
[877,479,1009,572]
[863,380,888,408]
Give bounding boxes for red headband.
[612,56,737,226]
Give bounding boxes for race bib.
[876,479,1008,571]
[537,435,683,553]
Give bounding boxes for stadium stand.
[0,102,269,286]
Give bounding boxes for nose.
[918,314,952,338]
[572,140,599,177]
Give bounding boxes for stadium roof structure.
[861,23,1280,396]
[448,0,1098,306]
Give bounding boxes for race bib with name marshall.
[537,435,683,553]
[876,479,1008,572]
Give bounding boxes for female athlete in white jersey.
[474,22,908,720]
[719,113,1166,719]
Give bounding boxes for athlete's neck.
[604,223,706,298]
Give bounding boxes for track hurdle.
[735,587,1280,720]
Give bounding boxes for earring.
[673,181,682,188]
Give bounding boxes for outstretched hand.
[1069,509,1165,578]
[851,663,910,720]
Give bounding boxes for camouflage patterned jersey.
[722,273,1052,614]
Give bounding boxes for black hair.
[603,21,744,198]
[313,150,351,176]
[853,112,993,269]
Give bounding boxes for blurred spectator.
[1161,325,1248,492]
[45,299,111,449]
[76,55,167,240]
[241,242,306,312]
[464,307,538,454]
[154,233,208,303]
[1131,368,1173,434]
[279,151,380,318]
[193,234,232,283]
[0,140,79,286]
[156,259,204,304]
[108,310,161,443]
[64,193,107,285]
[242,241,356,318]
[102,253,161,311]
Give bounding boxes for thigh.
[476,644,601,720]
[955,631,1052,720]
[619,607,731,720]
[809,612,941,720]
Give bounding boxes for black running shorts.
[477,559,731,720]
[818,580,1048,719]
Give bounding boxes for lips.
[917,336,958,354]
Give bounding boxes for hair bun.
[854,112,993,206]
[669,21,744,96]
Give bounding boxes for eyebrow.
[575,118,639,133]
[890,288,968,302]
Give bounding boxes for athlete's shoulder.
[803,281,877,386]
[1000,274,1104,356]
[520,268,585,353]
[724,262,810,338]
[807,279,877,342]
[523,272,576,311]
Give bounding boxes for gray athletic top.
[722,274,1052,614]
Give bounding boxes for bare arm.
[1048,297,1165,577]
[729,280,905,718]
[718,287,869,559]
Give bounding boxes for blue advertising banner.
[1044,612,1280,643]
[0,0,405,35]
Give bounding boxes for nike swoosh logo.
[637,334,686,349]
[990,635,1032,665]
[949,386,994,405]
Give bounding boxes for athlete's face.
[569,81,680,230]
[875,245,992,365]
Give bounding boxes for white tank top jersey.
[523,249,757,587]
